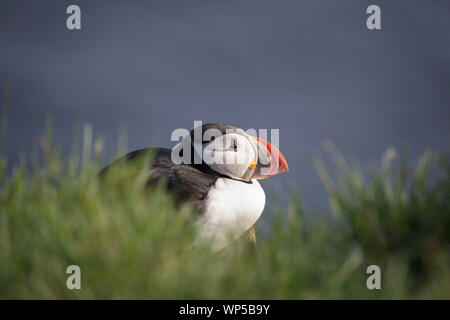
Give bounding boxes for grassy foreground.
[0,137,449,299]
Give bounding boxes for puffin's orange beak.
[251,137,288,179]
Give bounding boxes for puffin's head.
[189,123,288,182]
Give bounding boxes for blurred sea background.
[1,0,449,213]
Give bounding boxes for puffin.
[100,123,288,251]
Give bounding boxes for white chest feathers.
[195,178,266,251]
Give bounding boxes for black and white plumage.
[101,123,288,250]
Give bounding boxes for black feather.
[99,147,219,210]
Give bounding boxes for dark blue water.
[1,0,449,213]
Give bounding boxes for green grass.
[0,134,449,299]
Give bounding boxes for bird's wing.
[100,148,218,210]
